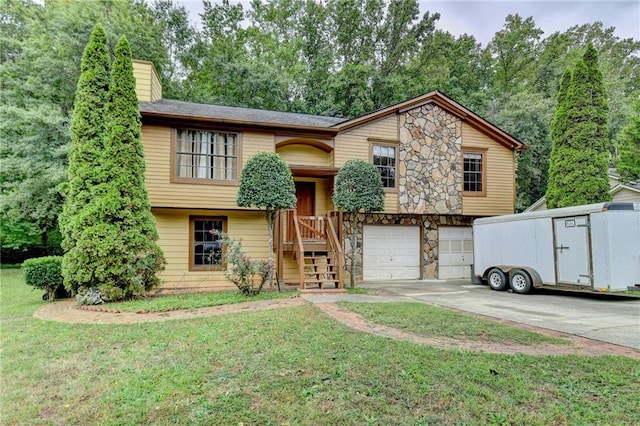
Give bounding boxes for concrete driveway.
[361,280,640,350]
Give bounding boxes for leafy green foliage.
[616,98,640,182]
[546,43,612,208]
[58,24,110,291]
[333,160,384,287]
[60,32,164,300]
[216,232,271,296]
[22,256,63,301]
[0,0,191,255]
[237,152,295,288]
[333,160,385,214]
[237,152,296,211]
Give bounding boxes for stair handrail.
[291,210,306,288]
[325,214,344,288]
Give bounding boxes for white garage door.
[363,225,421,280]
[438,226,473,279]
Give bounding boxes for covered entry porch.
[273,165,344,289]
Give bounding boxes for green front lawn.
[340,302,570,345]
[2,268,639,425]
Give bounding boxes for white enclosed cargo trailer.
[472,202,640,294]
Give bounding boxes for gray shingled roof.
[139,99,346,128]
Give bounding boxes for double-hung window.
[175,129,238,182]
[372,143,397,189]
[190,217,226,270]
[463,151,485,195]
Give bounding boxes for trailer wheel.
[487,268,508,291]
[510,270,532,294]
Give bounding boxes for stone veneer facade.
[398,103,462,214]
[343,213,475,280]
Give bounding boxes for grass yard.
[339,302,570,345]
[106,288,296,312]
[2,268,639,425]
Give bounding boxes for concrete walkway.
[33,291,640,359]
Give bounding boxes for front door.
[295,182,315,217]
[553,215,592,286]
[288,182,315,241]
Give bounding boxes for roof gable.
[332,91,525,151]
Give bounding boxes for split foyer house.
[133,60,525,291]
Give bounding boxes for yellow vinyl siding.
[142,126,273,209]
[277,144,331,166]
[334,115,399,213]
[383,192,398,214]
[334,115,398,167]
[153,209,269,289]
[132,60,162,103]
[462,123,515,215]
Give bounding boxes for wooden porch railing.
[277,210,344,289]
[291,210,306,287]
[326,214,344,288]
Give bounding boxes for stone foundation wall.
[399,104,462,214]
[343,213,475,281]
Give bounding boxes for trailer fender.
[503,267,543,289]
[488,266,543,289]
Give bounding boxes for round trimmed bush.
[23,256,64,301]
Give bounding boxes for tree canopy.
[2,0,640,257]
[333,159,385,287]
[546,43,611,208]
[236,151,296,288]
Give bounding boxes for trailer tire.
[510,270,532,294]
[487,268,508,291]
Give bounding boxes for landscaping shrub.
[22,256,64,301]
[216,232,271,296]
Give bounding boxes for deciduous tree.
[332,159,384,287]
[236,152,296,289]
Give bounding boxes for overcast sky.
[176,0,639,46]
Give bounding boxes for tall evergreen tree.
[79,35,165,300]
[545,43,611,208]
[58,24,110,292]
[615,98,640,182]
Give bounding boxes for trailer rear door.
[553,215,592,286]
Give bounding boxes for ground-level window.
[372,144,396,189]
[175,129,238,181]
[463,151,485,194]
[189,217,226,270]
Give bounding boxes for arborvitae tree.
[545,70,571,209]
[236,152,296,290]
[545,43,611,208]
[73,36,165,301]
[616,98,640,182]
[332,159,385,288]
[58,24,110,293]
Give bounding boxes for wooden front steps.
[302,250,340,290]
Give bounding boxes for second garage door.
[438,226,473,279]
[362,225,421,280]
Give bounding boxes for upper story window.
[463,151,485,195]
[372,144,396,189]
[175,129,238,182]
